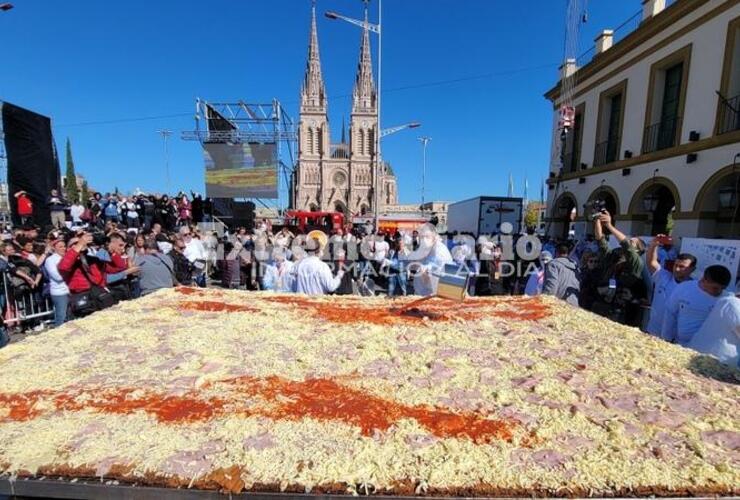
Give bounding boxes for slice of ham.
[428,361,455,381]
[363,359,396,379]
[436,348,463,359]
[161,450,213,478]
[511,375,541,391]
[467,350,502,369]
[515,358,536,368]
[200,361,223,374]
[638,410,687,429]
[499,406,538,426]
[199,440,225,455]
[701,430,740,451]
[598,394,640,412]
[666,396,706,416]
[531,449,568,469]
[243,432,276,451]
[409,377,432,389]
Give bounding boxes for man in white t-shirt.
[372,232,390,263]
[688,294,740,367]
[661,265,732,346]
[645,235,696,336]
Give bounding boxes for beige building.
[545,0,740,240]
[291,3,397,216]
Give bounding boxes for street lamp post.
[418,136,431,213]
[158,130,172,194]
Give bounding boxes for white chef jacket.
[293,256,342,296]
[413,240,453,297]
[688,295,740,367]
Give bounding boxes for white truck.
[447,196,524,236]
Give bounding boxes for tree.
[524,202,540,230]
[80,180,90,204]
[64,138,79,203]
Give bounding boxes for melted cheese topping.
[0,289,737,495]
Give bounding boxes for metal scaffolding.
[181,99,297,213]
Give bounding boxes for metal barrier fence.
[2,271,54,328]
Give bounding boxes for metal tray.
[0,477,733,500]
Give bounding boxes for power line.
[56,112,192,128]
[51,62,559,129]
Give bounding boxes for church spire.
[352,0,376,113]
[341,116,347,143]
[301,0,326,112]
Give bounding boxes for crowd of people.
[0,189,737,368]
[528,210,739,367]
[0,189,220,347]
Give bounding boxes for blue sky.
[0,0,640,205]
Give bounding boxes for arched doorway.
[333,201,348,217]
[550,192,578,240]
[693,166,740,238]
[359,204,369,216]
[309,203,319,212]
[586,187,619,217]
[629,177,680,236]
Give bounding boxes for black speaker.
[232,201,256,230]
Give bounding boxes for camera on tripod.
[585,199,608,220]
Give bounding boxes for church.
[290,2,398,216]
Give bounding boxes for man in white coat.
[293,236,344,296]
[688,293,739,367]
[412,224,453,297]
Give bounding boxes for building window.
[642,45,691,154]
[562,103,585,173]
[594,80,627,167]
[716,17,740,135]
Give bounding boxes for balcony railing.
[642,116,681,154]
[593,136,620,167]
[717,93,740,135]
[561,148,581,174]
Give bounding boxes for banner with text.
[680,238,740,292]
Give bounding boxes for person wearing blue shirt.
[661,265,732,346]
[644,235,696,336]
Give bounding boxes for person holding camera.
[58,231,116,317]
[593,210,647,326]
[644,235,696,337]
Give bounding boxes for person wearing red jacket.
[14,191,33,226]
[57,232,106,294]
